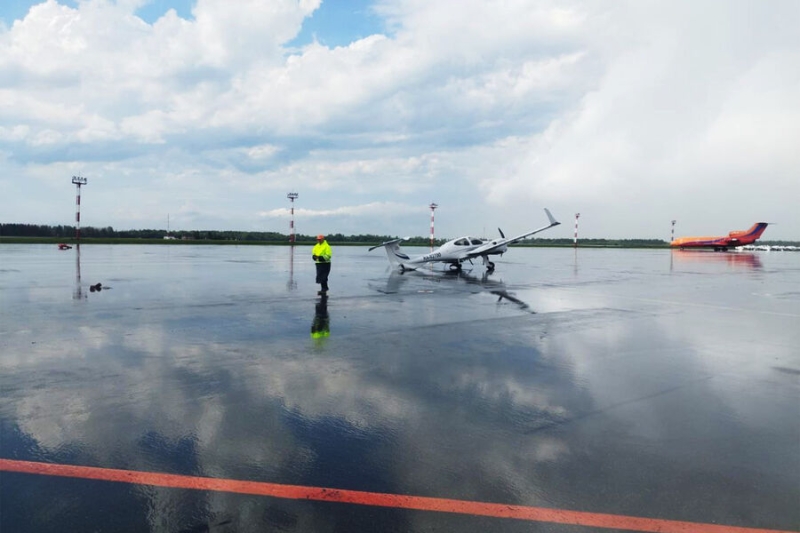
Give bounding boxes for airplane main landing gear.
[486,261,495,272]
[449,263,462,272]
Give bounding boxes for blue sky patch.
[289,0,386,48]
[135,0,194,23]
[0,0,193,25]
[1,0,384,45]
[0,0,76,25]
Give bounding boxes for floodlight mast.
[71,176,88,243]
[429,202,438,249]
[287,192,299,244]
[671,219,676,243]
[574,213,580,248]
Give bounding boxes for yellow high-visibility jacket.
[312,241,332,263]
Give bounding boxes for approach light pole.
[287,192,299,244]
[72,176,87,243]
[671,219,676,244]
[573,213,580,248]
[429,202,438,249]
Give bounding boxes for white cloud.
[245,143,281,160]
[475,0,800,237]
[260,200,419,219]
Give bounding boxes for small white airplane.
[369,208,560,272]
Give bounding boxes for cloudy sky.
[1,0,798,240]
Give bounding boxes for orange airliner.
[670,222,768,251]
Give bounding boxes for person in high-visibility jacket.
[312,234,332,294]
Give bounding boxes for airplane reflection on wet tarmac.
[670,250,763,271]
[371,268,533,313]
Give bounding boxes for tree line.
[11,223,796,247]
[0,223,401,243]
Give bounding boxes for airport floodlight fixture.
[71,176,88,242]
[287,192,299,244]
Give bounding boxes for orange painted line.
[0,459,794,533]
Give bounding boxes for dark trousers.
[315,262,331,291]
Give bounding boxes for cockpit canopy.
[453,237,484,246]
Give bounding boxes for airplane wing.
[463,208,561,258]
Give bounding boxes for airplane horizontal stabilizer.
[368,237,415,268]
[368,238,405,252]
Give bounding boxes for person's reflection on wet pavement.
[310,295,330,342]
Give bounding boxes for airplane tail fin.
[729,222,768,241]
[368,238,413,269]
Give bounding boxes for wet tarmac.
[0,244,798,532]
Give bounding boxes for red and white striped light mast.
[429,202,438,249]
[573,213,580,248]
[72,176,87,244]
[287,192,299,244]
[671,219,676,243]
